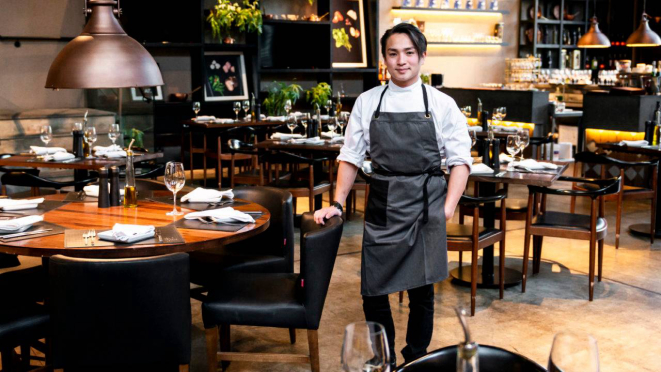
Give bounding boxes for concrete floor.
[4,182,661,371]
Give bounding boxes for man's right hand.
[313,206,342,225]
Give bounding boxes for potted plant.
[207,0,263,44]
[306,82,332,110]
[262,82,303,116]
[123,128,145,150]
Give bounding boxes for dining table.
[0,152,163,171]
[0,193,270,258]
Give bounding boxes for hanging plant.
[263,82,303,116]
[306,82,332,110]
[207,0,263,42]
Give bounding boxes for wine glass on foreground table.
[40,125,52,146]
[548,332,600,372]
[341,322,390,372]
[164,161,186,216]
[108,123,120,146]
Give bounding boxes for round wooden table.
[0,194,270,258]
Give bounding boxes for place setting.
[0,197,70,216]
[64,223,184,248]
[0,214,65,242]
[173,205,261,232]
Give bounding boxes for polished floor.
[4,181,661,371]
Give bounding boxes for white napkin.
[290,137,326,145]
[266,116,286,122]
[467,126,483,132]
[320,115,330,120]
[43,152,76,161]
[0,198,44,211]
[184,207,255,224]
[30,146,67,155]
[0,215,43,232]
[499,154,514,163]
[94,145,122,153]
[271,133,304,140]
[493,125,518,132]
[194,116,216,122]
[329,136,345,144]
[321,131,340,138]
[110,223,155,242]
[83,185,124,198]
[213,118,236,124]
[619,140,648,147]
[512,159,558,170]
[470,163,494,174]
[180,187,234,203]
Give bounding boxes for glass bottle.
[123,149,138,208]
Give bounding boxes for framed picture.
[203,51,249,102]
[130,86,163,101]
[331,0,367,68]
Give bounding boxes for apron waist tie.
[373,167,445,223]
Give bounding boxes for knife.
[0,229,52,240]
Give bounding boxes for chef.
[314,23,471,367]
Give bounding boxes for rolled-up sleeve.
[443,104,473,172]
[337,95,367,168]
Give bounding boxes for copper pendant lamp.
[626,11,661,47]
[45,0,163,89]
[577,0,610,48]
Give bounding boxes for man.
[314,23,471,367]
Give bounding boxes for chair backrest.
[48,253,191,369]
[231,187,295,271]
[574,151,658,168]
[298,212,344,329]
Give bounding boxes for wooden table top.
[0,152,163,170]
[255,139,343,152]
[469,163,569,187]
[183,120,286,130]
[0,194,270,258]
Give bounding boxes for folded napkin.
[266,116,286,122]
[30,146,67,155]
[493,125,518,132]
[244,114,266,121]
[43,152,76,161]
[321,131,340,138]
[290,136,326,145]
[320,115,330,120]
[94,144,122,153]
[619,140,648,147]
[470,163,494,174]
[0,198,44,211]
[94,145,127,158]
[0,215,43,232]
[467,126,483,132]
[110,223,155,242]
[194,116,216,122]
[184,207,255,224]
[499,154,514,163]
[329,136,345,144]
[213,118,235,124]
[512,159,558,170]
[83,185,124,198]
[271,133,304,140]
[180,187,234,203]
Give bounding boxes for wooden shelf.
[263,19,331,25]
[428,42,509,46]
[391,6,509,15]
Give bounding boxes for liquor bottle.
[250,93,256,122]
[336,92,343,114]
[123,149,138,208]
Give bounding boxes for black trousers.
[362,284,434,365]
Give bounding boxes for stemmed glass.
[327,117,337,137]
[325,99,332,115]
[284,100,292,117]
[164,161,186,216]
[84,126,97,157]
[242,100,250,120]
[233,102,241,122]
[300,113,310,136]
[341,322,390,372]
[468,126,477,149]
[461,106,472,118]
[339,112,349,136]
[499,107,507,121]
[516,128,530,160]
[506,134,520,166]
[40,125,52,146]
[548,332,600,372]
[108,123,120,146]
[193,101,201,118]
[286,114,298,135]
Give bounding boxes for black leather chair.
[49,253,191,371]
[522,176,621,301]
[0,302,49,371]
[189,186,295,290]
[202,213,343,372]
[1,172,96,197]
[395,344,546,372]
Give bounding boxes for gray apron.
[361,84,448,297]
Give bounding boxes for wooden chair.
[227,139,267,187]
[570,151,658,247]
[522,176,621,301]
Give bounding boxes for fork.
[196,217,215,224]
[82,231,89,244]
[89,230,96,246]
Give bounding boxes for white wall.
[379,0,519,88]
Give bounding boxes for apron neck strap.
[374,86,388,119]
[374,84,430,119]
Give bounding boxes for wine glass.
[548,332,600,372]
[468,127,477,148]
[286,114,298,135]
[108,123,120,146]
[506,134,520,165]
[242,100,250,120]
[327,117,337,137]
[233,102,241,122]
[325,99,332,115]
[499,107,507,121]
[300,113,310,136]
[516,128,530,160]
[193,101,201,118]
[84,126,97,156]
[284,99,292,117]
[164,161,186,216]
[339,112,349,136]
[341,322,390,372]
[40,125,52,146]
[461,106,472,118]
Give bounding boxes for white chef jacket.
[337,78,473,172]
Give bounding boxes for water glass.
[516,128,530,160]
[193,101,201,118]
[284,99,292,116]
[242,100,250,120]
[341,322,390,372]
[286,115,298,135]
[300,113,310,136]
[40,125,53,146]
[233,102,241,122]
[339,112,349,136]
[506,134,520,163]
[84,126,97,151]
[548,332,600,372]
[108,123,120,146]
[164,161,186,216]
[325,99,332,115]
[327,117,337,137]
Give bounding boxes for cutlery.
[155,229,163,243]
[77,190,87,200]
[197,217,215,224]
[90,230,96,246]
[0,229,52,240]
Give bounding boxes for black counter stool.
[522,176,621,301]
[49,253,191,371]
[202,213,343,372]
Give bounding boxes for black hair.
[380,23,427,58]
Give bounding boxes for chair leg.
[499,241,505,300]
[570,195,576,213]
[2,348,14,372]
[399,291,404,304]
[598,239,604,282]
[459,251,463,266]
[289,328,297,344]
[308,330,320,372]
[21,343,31,370]
[220,324,231,370]
[522,233,531,293]
[205,327,219,372]
[588,238,596,301]
[470,246,478,316]
[459,210,464,224]
[532,236,543,275]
